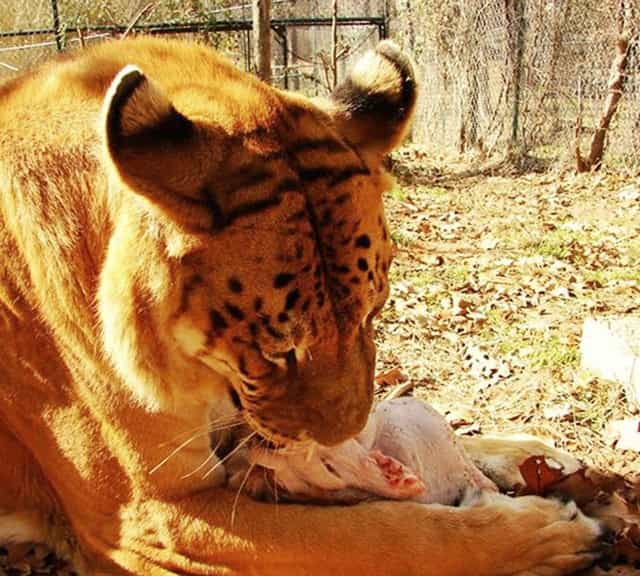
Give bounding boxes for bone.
[242,397,497,505]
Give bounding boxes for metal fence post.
[50,0,64,51]
[252,0,272,82]
[510,0,526,149]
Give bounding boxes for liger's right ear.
[103,66,215,231]
[326,41,417,163]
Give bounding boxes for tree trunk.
[576,35,630,172]
[252,0,272,83]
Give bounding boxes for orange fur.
[0,37,601,575]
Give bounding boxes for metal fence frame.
[1,0,386,90]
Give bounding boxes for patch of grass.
[481,311,578,370]
[410,270,438,289]
[387,265,404,285]
[571,373,622,432]
[444,264,471,285]
[584,267,640,286]
[529,228,586,260]
[526,335,579,370]
[628,237,640,261]
[414,185,449,198]
[389,184,408,202]
[390,228,415,247]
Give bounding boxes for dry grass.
[375,146,640,479]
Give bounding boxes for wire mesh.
[389,0,640,169]
[1,0,638,169]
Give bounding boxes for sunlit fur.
[0,37,601,575]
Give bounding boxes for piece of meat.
[246,397,496,505]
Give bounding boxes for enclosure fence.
[2,0,639,168]
[0,0,385,95]
[389,0,640,169]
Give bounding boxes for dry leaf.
[518,455,566,495]
[374,368,408,390]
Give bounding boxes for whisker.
[181,450,217,479]
[151,420,245,475]
[157,413,245,448]
[150,432,208,475]
[203,431,257,480]
[273,468,280,513]
[231,454,260,527]
[181,424,238,479]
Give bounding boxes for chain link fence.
[0,0,384,95]
[390,0,640,170]
[1,0,638,169]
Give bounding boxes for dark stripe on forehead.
[258,137,351,163]
[299,165,369,184]
[289,138,349,154]
[227,168,273,191]
[226,196,283,223]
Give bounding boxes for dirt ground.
[2,150,639,574]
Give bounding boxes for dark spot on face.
[368,271,374,281]
[301,297,312,312]
[382,228,388,241]
[288,209,307,222]
[259,314,271,325]
[249,322,259,337]
[228,277,243,293]
[350,275,361,285]
[355,234,371,249]
[277,312,289,323]
[357,258,369,272]
[339,284,351,297]
[274,272,295,288]
[210,309,228,332]
[224,302,245,321]
[302,263,312,273]
[314,265,322,279]
[321,209,332,226]
[317,292,325,307]
[254,297,263,312]
[295,241,304,259]
[285,288,301,310]
[333,264,350,275]
[265,323,285,340]
[334,193,350,205]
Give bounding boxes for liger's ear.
[327,41,417,161]
[103,66,214,231]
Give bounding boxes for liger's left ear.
[102,65,215,231]
[326,41,417,161]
